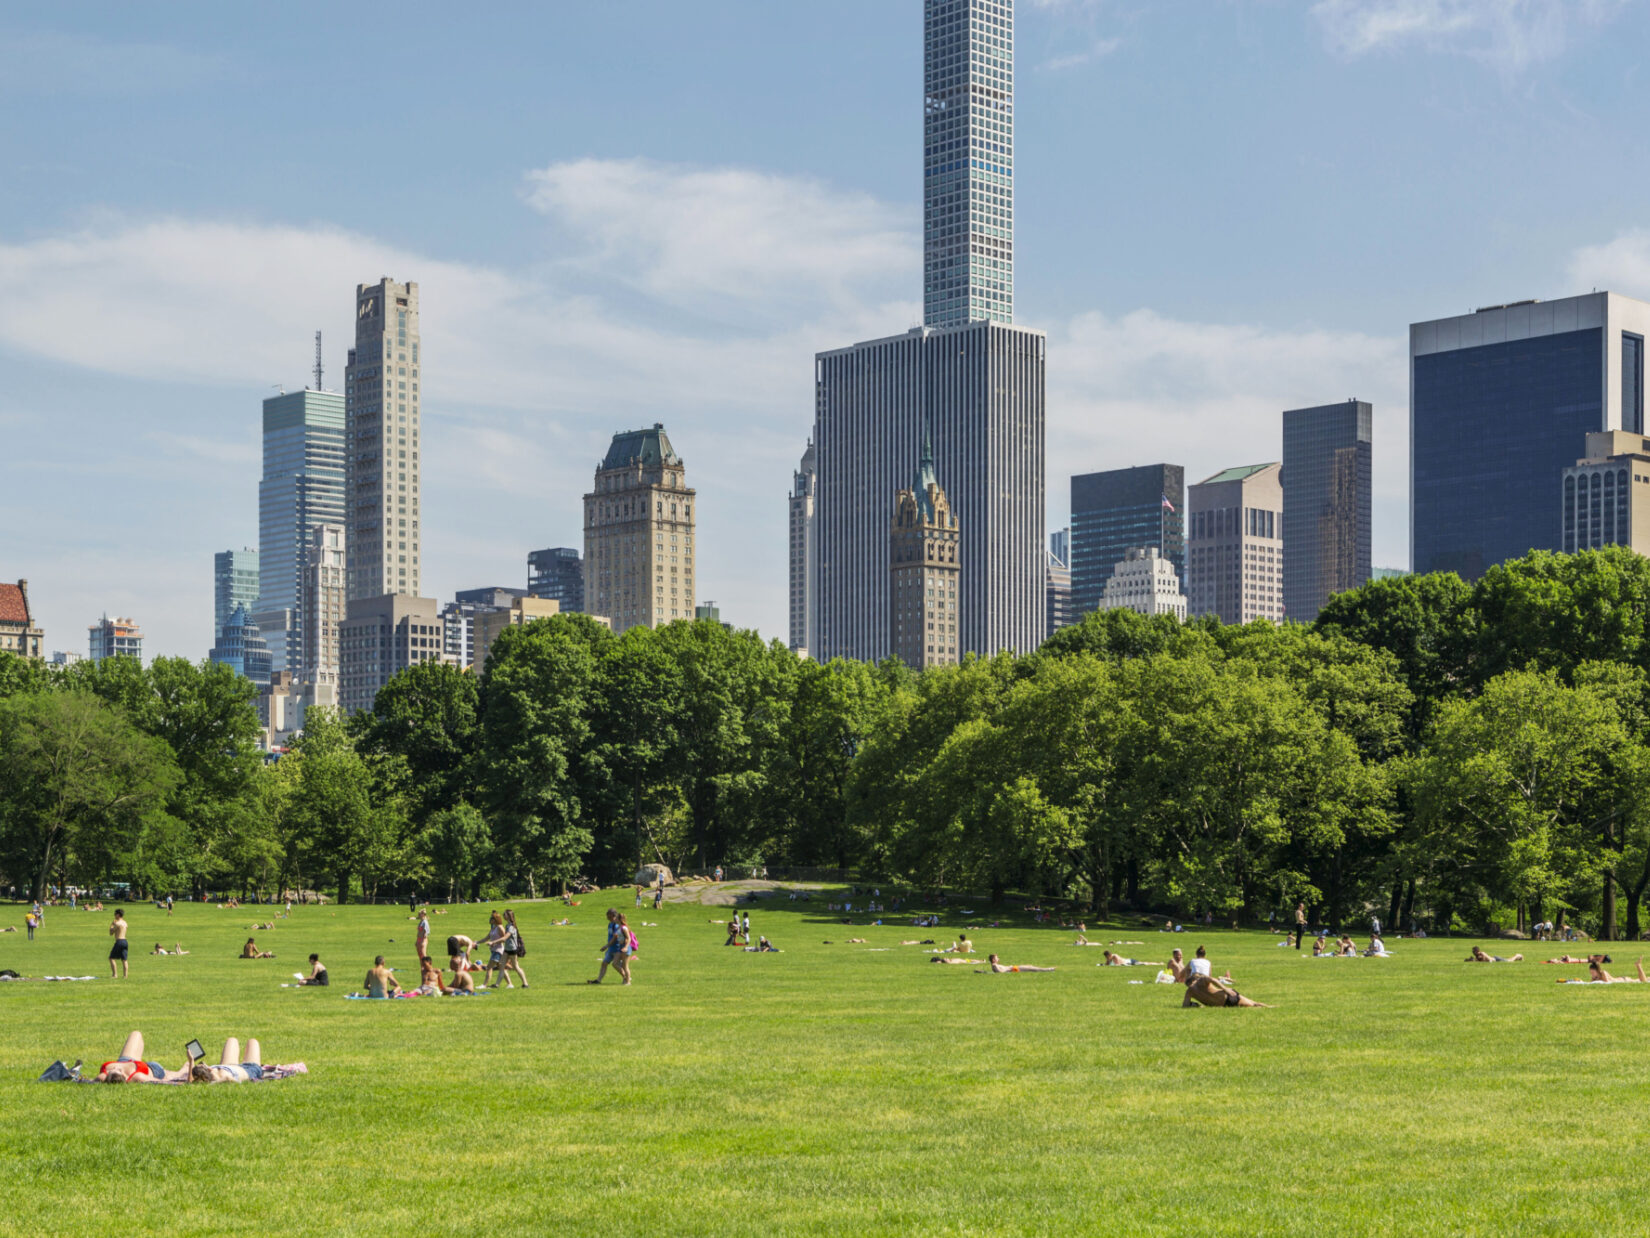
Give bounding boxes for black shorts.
[110,939,129,960]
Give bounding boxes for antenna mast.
[313,330,323,391]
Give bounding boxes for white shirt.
[1189,958,1212,977]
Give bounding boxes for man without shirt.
[363,955,401,999]
[108,909,129,978]
[1182,972,1268,1008]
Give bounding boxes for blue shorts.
[603,947,623,965]
[489,949,504,966]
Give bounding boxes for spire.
[911,420,938,522]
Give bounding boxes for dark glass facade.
[1625,333,1644,436]
[1281,400,1372,621]
[527,547,585,614]
[1069,464,1184,615]
[1412,328,1603,579]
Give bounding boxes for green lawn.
[0,891,1644,1237]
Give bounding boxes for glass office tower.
[1411,294,1650,579]
[924,0,1014,327]
[1068,465,1185,616]
[214,548,259,643]
[257,389,346,674]
[1281,400,1371,621]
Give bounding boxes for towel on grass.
[39,1061,308,1084]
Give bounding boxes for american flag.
[1161,495,1176,513]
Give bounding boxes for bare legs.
[118,1030,144,1062]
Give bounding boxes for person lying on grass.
[1542,953,1608,965]
[930,956,971,964]
[96,1031,175,1083]
[363,956,402,999]
[1467,946,1524,963]
[1579,958,1649,984]
[150,943,188,955]
[1182,973,1270,1008]
[240,938,275,959]
[190,1036,269,1083]
[980,953,1055,973]
[1101,950,1163,967]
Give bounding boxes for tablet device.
[185,1039,204,1063]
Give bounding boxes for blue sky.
[5,0,1650,658]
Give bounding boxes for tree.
[586,632,684,879]
[353,661,481,824]
[422,803,494,902]
[0,690,178,900]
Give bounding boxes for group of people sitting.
[1311,934,1391,957]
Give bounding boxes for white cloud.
[1311,0,1628,72]
[1568,230,1650,300]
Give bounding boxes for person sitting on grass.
[363,955,401,999]
[1182,973,1270,1008]
[96,1031,173,1083]
[190,1036,266,1083]
[412,957,447,996]
[448,959,476,994]
[1101,950,1163,967]
[240,938,275,959]
[754,936,779,952]
[297,954,328,986]
[1336,936,1358,957]
[981,953,1055,973]
[1467,946,1524,963]
[952,933,975,954]
[1363,936,1391,957]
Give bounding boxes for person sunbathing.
[96,1031,173,1083]
[1336,936,1357,957]
[930,956,971,964]
[363,956,402,999]
[1542,953,1606,965]
[190,1036,266,1083]
[1467,946,1523,963]
[1582,959,1649,984]
[448,962,477,994]
[411,957,447,996]
[982,953,1055,973]
[1101,950,1163,967]
[952,933,975,954]
[240,938,275,959]
[1182,974,1270,1008]
[1363,937,1391,957]
[151,943,169,955]
[296,954,329,986]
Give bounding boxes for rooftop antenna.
[313,331,324,391]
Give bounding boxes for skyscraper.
[924,0,1015,328]
[209,604,273,685]
[299,524,346,691]
[1411,292,1650,578]
[891,432,961,669]
[1100,547,1187,620]
[527,547,585,614]
[1186,464,1283,624]
[1281,400,1372,621]
[255,389,344,674]
[88,615,142,663]
[214,548,260,643]
[583,425,696,635]
[1045,548,1072,635]
[788,441,817,656]
[1068,465,1185,617]
[809,0,1043,662]
[340,593,450,714]
[345,278,421,602]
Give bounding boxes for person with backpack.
[591,909,628,985]
[615,912,637,984]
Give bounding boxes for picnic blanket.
[1,975,97,983]
[344,989,484,999]
[38,1061,308,1083]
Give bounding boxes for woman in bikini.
[1467,946,1524,963]
[1101,950,1163,967]
[96,1031,173,1083]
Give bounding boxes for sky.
[5,0,1650,660]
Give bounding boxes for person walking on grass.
[25,909,37,941]
[480,911,508,987]
[1293,902,1307,951]
[653,885,664,911]
[591,909,628,985]
[499,909,528,989]
[108,909,129,978]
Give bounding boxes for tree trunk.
[1125,856,1140,904]
[1387,874,1403,931]
[1329,849,1344,933]
[335,869,351,905]
[1625,850,1650,941]
[1400,877,1416,932]
[1602,869,1617,941]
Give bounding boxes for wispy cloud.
[1311,0,1629,73]
[1041,37,1122,72]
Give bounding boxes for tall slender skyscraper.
[1281,400,1371,621]
[255,390,344,675]
[810,0,1044,662]
[924,0,1014,327]
[345,278,421,602]
[788,441,817,656]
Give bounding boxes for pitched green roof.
[602,424,680,471]
[1197,462,1277,486]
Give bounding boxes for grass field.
[1,890,1646,1237]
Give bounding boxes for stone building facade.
[890,434,960,669]
[583,425,696,635]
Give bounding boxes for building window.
[1626,333,1645,435]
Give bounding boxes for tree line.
[4,547,1650,937]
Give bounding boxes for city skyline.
[7,2,1650,657]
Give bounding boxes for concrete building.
[48,650,81,669]
[257,671,337,752]
[1186,463,1283,624]
[809,0,1043,664]
[299,524,346,691]
[1069,465,1185,617]
[256,389,345,675]
[923,0,1015,328]
[890,432,961,669]
[214,548,260,647]
[583,425,696,635]
[0,580,43,660]
[527,548,584,614]
[1046,549,1073,636]
[88,615,143,663]
[1412,292,1650,578]
[339,593,449,715]
[1282,400,1372,621]
[472,595,560,671]
[441,587,528,669]
[1562,431,1650,554]
[789,440,817,657]
[345,278,421,603]
[209,604,274,685]
[1100,547,1187,620]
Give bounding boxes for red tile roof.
[0,583,29,625]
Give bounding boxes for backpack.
[513,928,526,958]
[627,928,639,955]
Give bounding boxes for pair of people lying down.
[96,1031,271,1083]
